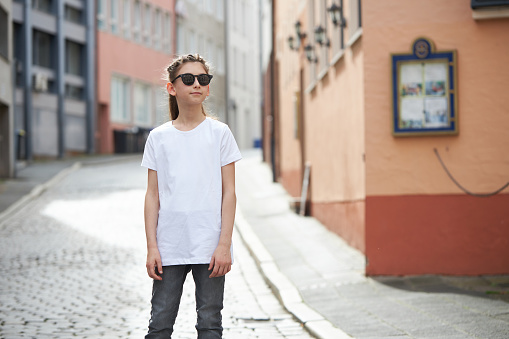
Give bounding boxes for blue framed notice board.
[391,38,458,136]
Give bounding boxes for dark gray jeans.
[145,264,225,339]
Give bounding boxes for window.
[232,1,237,30]
[32,0,52,13]
[206,39,214,66]
[134,82,152,125]
[349,0,362,38]
[207,0,215,14]
[0,6,7,60]
[232,47,237,84]
[14,23,23,87]
[198,34,204,55]
[97,0,107,30]
[33,30,54,69]
[65,40,83,76]
[65,5,82,24]
[189,30,197,53]
[241,1,246,37]
[111,76,130,122]
[471,0,509,8]
[177,23,185,55]
[123,0,131,39]
[133,1,141,42]
[110,0,119,34]
[164,13,172,54]
[241,52,246,87]
[216,0,224,21]
[65,84,83,100]
[217,45,224,75]
[318,0,328,72]
[307,0,316,83]
[144,4,152,46]
[154,9,161,50]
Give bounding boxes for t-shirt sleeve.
[220,125,242,167]
[141,131,157,171]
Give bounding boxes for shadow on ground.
[373,275,509,302]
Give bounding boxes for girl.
[142,54,242,339]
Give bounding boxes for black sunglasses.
[171,73,213,86]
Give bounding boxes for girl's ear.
[167,82,176,96]
[206,85,210,97]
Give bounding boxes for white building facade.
[226,0,262,149]
[175,0,227,122]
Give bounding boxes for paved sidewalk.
[235,149,509,339]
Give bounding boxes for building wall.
[363,0,509,275]
[227,0,262,150]
[96,0,176,153]
[275,0,365,250]
[11,0,94,159]
[275,0,305,199]
[0,0,13,177]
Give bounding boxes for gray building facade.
[0,0,13,177]
[12,0,95,160]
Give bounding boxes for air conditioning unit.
[34,73,48,92]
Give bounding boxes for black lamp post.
[327,2,346,28]
[314,25,330,47]
[295,20,307,40]
[304,44,317,63]
[288,36,295,50]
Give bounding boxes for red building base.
[365,193,509,276]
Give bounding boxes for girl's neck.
[174,106,206,129]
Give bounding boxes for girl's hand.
[208,244,232,278]
[146,247,163,281]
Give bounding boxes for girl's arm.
[145,169,162,280]
[209,162,236,278]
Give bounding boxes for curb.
[235,206,352,339]
[0,162,82,227]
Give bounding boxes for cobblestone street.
[0,158,314,339]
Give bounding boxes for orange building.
[96,0,176,153]
[268,0,509,275]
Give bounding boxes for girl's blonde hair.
[166,54,210,121]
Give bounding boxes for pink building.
[96,0,176,153]
[267,0,509,275]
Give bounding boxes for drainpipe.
[85,0,95,153]
[22,0,33,161]
[56,0,65,158]
[270,0,276,182]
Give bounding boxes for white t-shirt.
[141,117,242,266]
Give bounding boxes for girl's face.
[167,62,210,106]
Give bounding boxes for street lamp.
[288,36,296,50]
[314,25,330,47]
[327,2,346,28]
[304,44,317,63]
[295,20,307,41]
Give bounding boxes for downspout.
[56,0,65,158]
[270,0,276,182]
[22,0,32,161]
[85,0,95,153]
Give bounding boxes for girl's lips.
[191,92,202,95]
